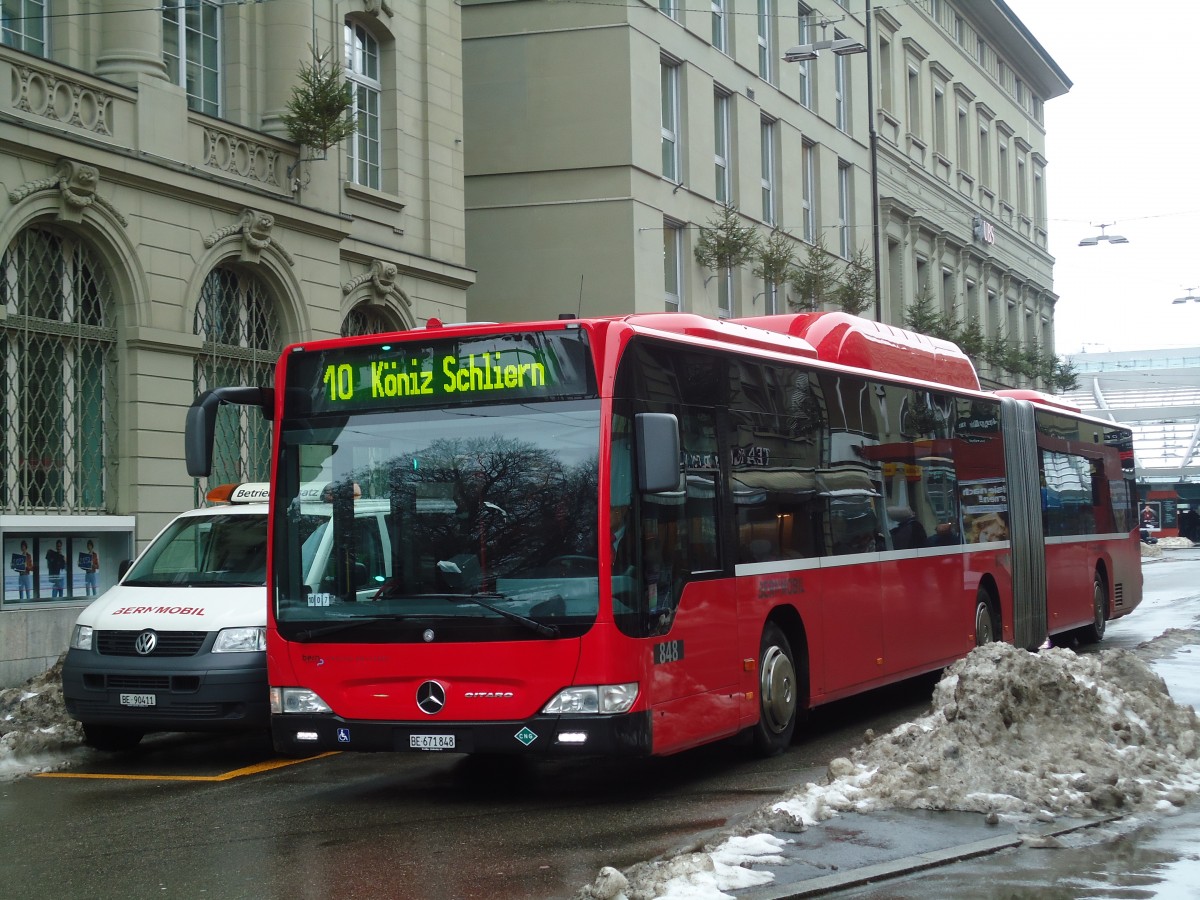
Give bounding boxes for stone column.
[95,0,168,87]
[261,2,316,138]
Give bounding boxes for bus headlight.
[270,687,333,715]
[213,626,266,652]
[542,683,638,715]
[70,625,94,651]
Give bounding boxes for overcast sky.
[999,0,1200,355]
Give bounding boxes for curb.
[736,815,1119,899]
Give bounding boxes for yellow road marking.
[35,751,340,781]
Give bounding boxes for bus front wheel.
[754,622,798,757]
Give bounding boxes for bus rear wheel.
[1075,573,1107,645]
[974,589,997,646]
[754,622,798,757]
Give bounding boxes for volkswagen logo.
[134,631,158,656]
[416,680,447,715]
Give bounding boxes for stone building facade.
[0,0,471,684]
[461,0,1066,389]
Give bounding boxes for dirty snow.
[0,654,91,780]
[577,633,1200,900]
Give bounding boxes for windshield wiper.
[434,592,560,638]
[291,615,409,641]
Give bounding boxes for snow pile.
[769,643,1200,827]
[580,639,1200,900]
[0,654,88,780]
[1156,536,1195,550]
[577,836,788,900]
[1142,541,1165,558]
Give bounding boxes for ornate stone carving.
[202,127,283,187]
[362,0,394,18]
[342,259,410,308]
[6,159,127,226]
[11,65,114,136]
[203,209,294,266]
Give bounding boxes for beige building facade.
[462,0,1066,389]
[0,0,471,684]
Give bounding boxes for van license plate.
[119,693,156,707]
[410,734,455,750]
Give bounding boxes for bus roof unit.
[735,311,980,391]
[994,389,1082,413]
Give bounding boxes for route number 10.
[324,364,354,401]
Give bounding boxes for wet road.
[7,552,1197,900]
[0,677,935,899]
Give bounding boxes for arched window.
[341,303,398,338]
[193,265,280,499]
[0,226,116,512]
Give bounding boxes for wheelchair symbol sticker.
[337,728,351,743]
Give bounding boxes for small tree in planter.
[788,234,840,312]
[694,204,761,274]
[753,228,797,311]
[834,246,875,316]
[283,47,356,161]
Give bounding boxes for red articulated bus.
[184,311,1142,758]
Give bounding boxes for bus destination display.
[287,330,595,415]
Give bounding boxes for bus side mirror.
[635,413,680,493]
[184,387,275,478]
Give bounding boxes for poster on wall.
[1140,500,1162,532]
[41,537,70,599]
[4,538,37,602]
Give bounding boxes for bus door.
[616,407,740,754]
[818,477,885,694]
[1000,398,1047,649]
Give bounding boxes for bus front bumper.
[271,710,653,757]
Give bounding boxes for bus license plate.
[119,693,156,707]
[410,734,455,750]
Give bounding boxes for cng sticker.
[514,726,538,746]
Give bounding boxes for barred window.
[341,304,397,337]
[193,266,280,500]
[0,227,116,513]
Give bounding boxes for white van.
[62,483,396,751]
[62,484,272,751]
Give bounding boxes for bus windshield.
[273,400,602,642]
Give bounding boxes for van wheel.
[1076,573,1108,645]
[753,623,798,757]
[83,724,144,752]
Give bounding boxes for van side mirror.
[118,559,133,580]
[635,413,680,493]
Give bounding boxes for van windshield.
[274,400,601,642]
[122,513,270,587]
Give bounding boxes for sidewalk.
[732,809,1116,899]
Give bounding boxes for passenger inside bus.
[887,506,927,550]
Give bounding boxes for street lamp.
[1078,222,1129,246]
[783,6,880,320]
